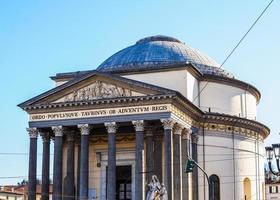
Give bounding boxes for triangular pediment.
[18,71,175,108]
[53,79,146,103]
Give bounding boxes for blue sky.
[0,0,279,185]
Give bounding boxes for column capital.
[182,128,192,140]
[66,131,76,141]
[132,120,144,132]
[104,122,117,133]
[40,132,51,142]
[161,118,176,130]
[145,126,154,136]
[191,133,199,144]
[78,124,90,135]
[173,123,184,135]
[52,126,63,137]
[27,127,38,138]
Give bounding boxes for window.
[209,174,220,200]
[243,178,251,200]
[269,186,278,193]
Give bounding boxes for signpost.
[185,156,211,200]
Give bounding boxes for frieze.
[200,122,263,141]
[29,104,171,122]
[171,105,195,126]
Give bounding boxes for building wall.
[199,81,257,120]
[124,70,258,120]
[123,69,200,106]
[197,130,264,200]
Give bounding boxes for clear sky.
[0,0,279,185]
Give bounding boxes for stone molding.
[52,126,63,137]
[104,122,117,133]
[161,118,176,130]
[27,127,38,138]
[132,120,144,132]
[78,124,90,135]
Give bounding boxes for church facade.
[19,35,269,200]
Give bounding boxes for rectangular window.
[270,186,278,193]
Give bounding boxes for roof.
[97,35,234,78]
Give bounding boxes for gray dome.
[97,35,234,78]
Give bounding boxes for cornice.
[202,113,270,139]
[23,94,175,113]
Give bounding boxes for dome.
[97,35,234,78]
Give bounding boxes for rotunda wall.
[199,81,257,120]
[197,131,264,200]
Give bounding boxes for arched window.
[209,174,220,200]
[243,178,251,200]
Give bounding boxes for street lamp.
[266,144,280,176]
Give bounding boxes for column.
[161,119,176,200]
[145,127,154,183]
[182,129,191,200]
[191,133,199,200]
[78,124,90,200]
[41,132,50,200]
[173,124,183,200]
[52,126,64,200]
[64,132,75,200]
[27,128,38,200]
[132,120,144,200]
[76,141,81,200]
[104,122,118,200]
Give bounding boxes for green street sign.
[185,158,195,173]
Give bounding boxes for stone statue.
[159,183,168,200]
[146,175,161,200]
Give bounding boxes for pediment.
[53,80,146,103]
[18,71,174,108]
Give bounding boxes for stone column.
[105,122,118,200]
[52,126,64,200]
[27,128,38,200]
[161,119,176,200]
[132,120,144,200]
[78,124,90,200]
[64,132,75,200]
[145,127,154,183]
[173,124,183,200]
[41,132,50,200]
[76,142,81,200]
[191,133,199,200]
[182,129,191,200]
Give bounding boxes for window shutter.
[269,186,272,193]
[276,186,278,193]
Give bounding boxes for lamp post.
[265,144,280,176]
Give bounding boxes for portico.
[21,71,198,200]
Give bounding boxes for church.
[19,35,269,200]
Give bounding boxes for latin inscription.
[29,104,170,122]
